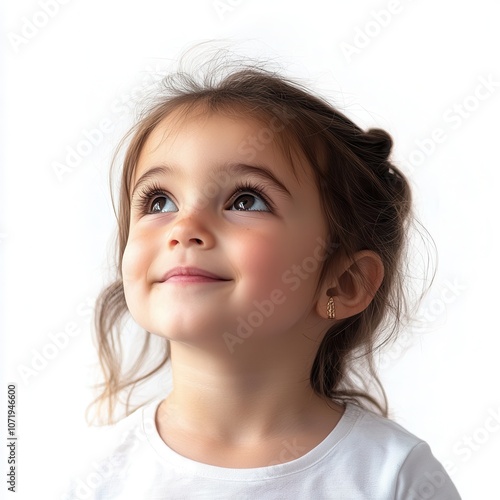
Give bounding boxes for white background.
[2,1,500,498]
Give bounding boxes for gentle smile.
[159,267,231,284]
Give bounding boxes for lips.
[160,267,230,282]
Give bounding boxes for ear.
[315,250,384,320]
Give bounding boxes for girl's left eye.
[228,183,272,212]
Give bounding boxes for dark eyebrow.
[217,162,292,199]
[131,162,293,200]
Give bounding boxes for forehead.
[132,104,311,186]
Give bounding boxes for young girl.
[64,53,461,499]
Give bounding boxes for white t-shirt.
[62,397,461,499]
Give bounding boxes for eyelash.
[133,181,167,214]
[133,180,275,215]
[231,181,275,212]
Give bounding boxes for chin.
[146,319,216,340]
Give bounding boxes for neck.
[157,334,340,446]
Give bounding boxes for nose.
[166,208,216,250]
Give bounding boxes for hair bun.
[364,128,393,161]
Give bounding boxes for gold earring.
[327,296,336,319]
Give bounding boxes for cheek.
[232,230,298,293]
[234,224,327,303]
[239,229,279,260]
[121,235,153,287]
[121,237,154,325]
[122,243,139,282]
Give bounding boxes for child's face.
[122,107,330,350]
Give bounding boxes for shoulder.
[340,403,461,499]
[344,402,425,451]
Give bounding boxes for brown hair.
[86,49,433,425]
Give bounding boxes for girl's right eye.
[133,182,178,215]
[148,194,178,214]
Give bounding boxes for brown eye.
[229,185,271,212]
[149,195,177,213]
[232,194,259,211]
